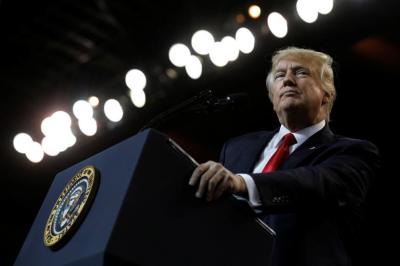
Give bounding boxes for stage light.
[209,42,229,67]
[13,133,33,154]
[267,12,288,38]
[185,55,202,79]
[104,99,123,122]
[73,100,93,120]
[40,111,72,138]
[129,89,146,108]
[235,27,255,54]
[168,43,191,67]
[78,118,97,136]
[125,69,147,91]
[317,0,333,15]
[248,5,261,19]
[25,141,44,163]
[66,131,77,147]
[221,36,240,61]
[296,0,318,23]
[41,128,76,156]
[41,117,52,136]
[235,14,245,24]
[41,136,60,156]
[52,111,72,128]
[88,96,99,107]
[191,30,215,55]
[166,68,178,79]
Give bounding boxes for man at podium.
[189,47,380,266]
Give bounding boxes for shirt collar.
[273,120,326,148]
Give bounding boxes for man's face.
[270,56,328,125]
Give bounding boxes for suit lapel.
[239,131,276,173]
[281,125,335,169]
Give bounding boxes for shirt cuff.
[237,173,262,207]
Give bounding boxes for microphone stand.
[139,89,214,132]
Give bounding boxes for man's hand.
[189,161,247,201]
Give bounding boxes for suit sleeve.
[251,140,380,212]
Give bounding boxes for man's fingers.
[197,164,219,198]
[189,163,209,186]
[189,161,237,201]
[207,168,225,201]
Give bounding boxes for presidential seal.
[43,165,99,248]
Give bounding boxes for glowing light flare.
[41,111,72,137]
[41,129,76,156]
[41,136,60,156]
[235,27,255,54]
[168,43,191,67]
[104,99,123,122]
[209,42,229,67]
[248,5,261,19]
[267,12,288,38]
[25,141,44,163]
[13,133,33,154]
[221,36,240,62]
[317,0,334,15]
[52,111,71,127]
[125,69,147,91]
[129,89,146,108]
[78,118,98,136]
[73,100,93,120]
[191,30,215,55]
[296,0,318,23]
[185,55,202,79]
[88,96,99,107]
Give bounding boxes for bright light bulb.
[209,42,229,67]
[191,30,215,55]
[267,12,288,38]
[104,99,123,122]
[168,43,191,67]
[88,96,99,107]
[13,133,33,154]
[73,100,93,120]
[129,89,146,108]
[221,36,240,62]
[25,141,44,163]
[185,55,202,79]
[296,0,318,23]
[235,27,255,54]
[248,5,261,19]
[318,0,334,15]
[125,69,147,91]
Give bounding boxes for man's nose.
[283,73,295,87]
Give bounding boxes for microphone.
[140,90,248,131]
[187,92,248,113]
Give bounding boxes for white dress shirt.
[238,120,326,207]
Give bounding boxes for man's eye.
[296,70,308,76]
[274,73,285,79]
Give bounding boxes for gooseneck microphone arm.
[139,90,248,132]
[139,89,213,131]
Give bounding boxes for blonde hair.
[266,47,336,121]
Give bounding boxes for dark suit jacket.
[220,125,380,266]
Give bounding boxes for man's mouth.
[281,89,300,98]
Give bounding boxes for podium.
[15,129,273,266]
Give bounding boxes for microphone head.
[225,92,248,105]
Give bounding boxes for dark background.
[1,0,398,265]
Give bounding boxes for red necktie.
[262,133,297,173]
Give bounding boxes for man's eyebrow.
[291,65,310,71]
[274,65,310,72]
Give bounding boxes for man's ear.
[321,91,329,106]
